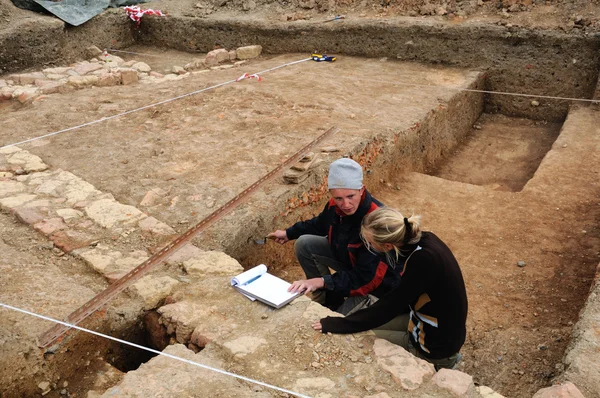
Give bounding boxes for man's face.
[330,187,364,215]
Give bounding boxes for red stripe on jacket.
[350,260,388,296]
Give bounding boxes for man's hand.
[312,320,323,331]
[288,277,325,294]
[267,230,289,244]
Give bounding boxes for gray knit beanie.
[328,158,363,190]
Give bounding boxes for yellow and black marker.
[311,53,336,62]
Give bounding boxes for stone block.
[119,68,138,85]
[85,45,103,58]
[182,250,243,276]
[373,338,435,390]
[42,67,70,75]
[67,75,99,89]
[132,62,151,72]
[0,194,37,209]
[229,50,237,61]
[5,149,47,172]
[131,276,180,309]
[56,208,84,221]
[0,180,26,197]
[16,88,40,104]
[431,368,474,396]
[207,49,230,63]
[15,72,46,85]
[50,230,94,253]
[477,386,505,397]
[236,45,262,60]
[203,54,219,68]
[84,198,146,229]
[39,81,65,95]
[34,217,68,235]
[14,207,46,225]
[532,382,585,398]
[0,79,6,88]
[96,73,120,87]
[74,63,104,75]
[165,244,202,265]
[139,187,168,206]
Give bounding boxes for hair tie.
[403,217,412,244]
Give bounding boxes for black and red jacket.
[285,189,399,297]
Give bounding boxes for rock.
[0,180,26,197]
[122,60,137,67]
[477,386,505,397]
[38,381,51,394]
[39,81,66,95]
[0,79,7,88]
[373,339,435,390]
[96,73,121,87]
[171,66,186,75]
[431,368,474,396]
[149,71,164,78]
[139,187,168,206]
[43,67,70,75]
[74,63,103,75]
[103,54,125,65]
[84,198,146,228]
[85,45,103,58]
[182,250,243,276]
[0,194,37,209]
[236,45,262,60]
[531,100,540,106]
[184,59,204,71]
[165,244,203,265]
[16,88,40,104]
[56,208,84,221]
[14,72,46,85]
[229,50,237,61]
[190,328,212,348]
[33,217,68,235]
[132,62,152,73]
[207,49,230,63]
[532,382,585,398]
[242,0,256,11]
[50,230,94,253]
[67,75,99,89]
[119,68,139,85]
[130,276,180,309]
[364,394,391,398]
[517,260,526,267]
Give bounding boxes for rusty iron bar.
[38,126,340,350]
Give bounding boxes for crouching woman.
[312,207,468,370]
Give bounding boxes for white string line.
[106,48,166,57]
[0,57,312,150]
[299,72,600,104]
[0,302,312,398]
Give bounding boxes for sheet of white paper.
[236,273,298,307]
[231,264,267,286]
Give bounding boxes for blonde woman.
[313,207,468,370]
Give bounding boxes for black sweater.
[286,190,400,297]
[320,232,468,359]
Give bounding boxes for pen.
[243,274,262,285]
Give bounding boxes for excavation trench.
[0,14,599,398]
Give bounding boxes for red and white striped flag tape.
[124,6,166,27]
[236,73,262,82]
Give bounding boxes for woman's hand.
[312,321,323,331]
[288,277,324,294]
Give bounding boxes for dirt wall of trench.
[136,17,600,122]
[0,10,134,74]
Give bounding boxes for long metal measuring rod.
[39,126,340,349]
